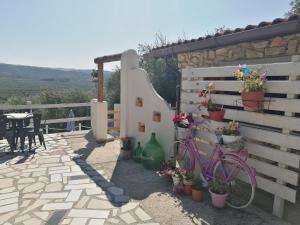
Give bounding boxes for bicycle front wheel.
[213,157,255,209]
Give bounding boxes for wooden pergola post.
[97,62,104,102]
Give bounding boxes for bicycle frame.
[179,120,256,187]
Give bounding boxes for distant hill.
[0,63,110,100]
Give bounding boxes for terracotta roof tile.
[150,14,300,51]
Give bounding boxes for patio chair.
[0,115,15,153]
[25,113,46,151]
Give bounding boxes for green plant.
[216,121,240,136]
[192,180,207,190]
[234,64,267,93]
[210,179,227,194]
[199,82,224,112]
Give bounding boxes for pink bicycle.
[175,118,256,209]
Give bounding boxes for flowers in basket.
[234,64,267,112]
[216,121,242,144]
[172,113,193,128]
[199,82,225,121]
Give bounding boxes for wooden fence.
[181,59,300,217]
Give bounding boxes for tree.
[105,68,120,109]
[286,0,300,16]
[138,32,179,106]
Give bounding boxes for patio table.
[4,112,33,151]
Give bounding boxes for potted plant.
[199,82,225,121]
[234,64,267,112]
[182,171,194,195]
[173,113,193,140]
[120,137,132,160]
[158,160,176,182]
[192,180,207,202]
[209,179,228,208]
[216,121,242,144]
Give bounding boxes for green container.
[132,142,143,163]
[141,133,165,170]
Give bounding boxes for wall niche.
[153,111,161,122]
[138,122,145,132]
[136,97,143,107]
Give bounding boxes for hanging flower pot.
[208,109,225,121]
[221,135,242,144]
[241,91,264,112]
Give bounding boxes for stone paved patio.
[0,131,292,225]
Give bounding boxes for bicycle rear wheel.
[175,141,195,171]
[213,157,255,209]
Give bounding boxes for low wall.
[120,50,175,160]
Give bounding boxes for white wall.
[120,49,175,160]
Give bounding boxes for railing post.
[26,100,32,114]
[78,123,82,131]
[45,125,49,134]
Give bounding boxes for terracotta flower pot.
[241,91,264,112]
[192,188,204,202]
[209,188,228,208]
[208,110,225,121]
[183,184,193,195]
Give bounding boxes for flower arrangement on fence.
[216,120,242,144]
[172,113,193,128]
[234,64,267,112]
[199,82,225,121]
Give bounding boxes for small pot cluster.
[159,166,228,208]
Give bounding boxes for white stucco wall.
[120,50,175,160]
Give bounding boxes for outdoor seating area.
[0,112,46,153]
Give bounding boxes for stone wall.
[178,34,300,68]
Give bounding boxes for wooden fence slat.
[182,62,300,78]
[182,80,300,95]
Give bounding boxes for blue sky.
[0,0,291,70]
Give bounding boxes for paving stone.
[23,168,46,173]
[69,175,89,180]
[6,171,21,177]
[0,178,13,189]
[49,169,71,175]
[15,214,31,223]
[65,183,96,190]
[71,165,82,171]
[135,208,151,221]
[42,202,73,210]
[86,188,102,195]
[22,182,45,193]
[0,191,19,200]
[45,182,63,192]
[0,187,16,194]
[23,193,40,199]
[88,218,105,225]
[21,172,31,177]
[0,197,18,206]
[23,217,43,225]
[17,184,29,190]
[49,165,70,171]
[34,211,50,221]
[62,218,72,224]
[68,209,110,219]
[0,203,18,214]
[75,196,90,208]
[63,171,85,177]
[20,199,31,208]
[68,179,90,185]
[137,223,160,225]
[0,210,18,224]
[18,177,35,184]
[66,190,82,202]
[32,171,47,177]
[38,158,60,164]
[50,173,62,182]
[87,199,116,209]
[112,209,118,216]
[121,202,139,212]
[40,163,63,168]
[38,176,49,182]
[40,192,69,199]
[119,212,137,224]
[20,200,50,215]
[70,218,89,225]
[107,218,120,224]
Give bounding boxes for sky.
[0,0,291,71]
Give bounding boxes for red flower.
[198,90,206,97]
[201,99,209,106]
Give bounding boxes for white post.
[78,123,82,131]
[26,100,32,114]
[91,99,108,141]
[45,125,49,134]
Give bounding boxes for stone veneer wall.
[178,34,300,68]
